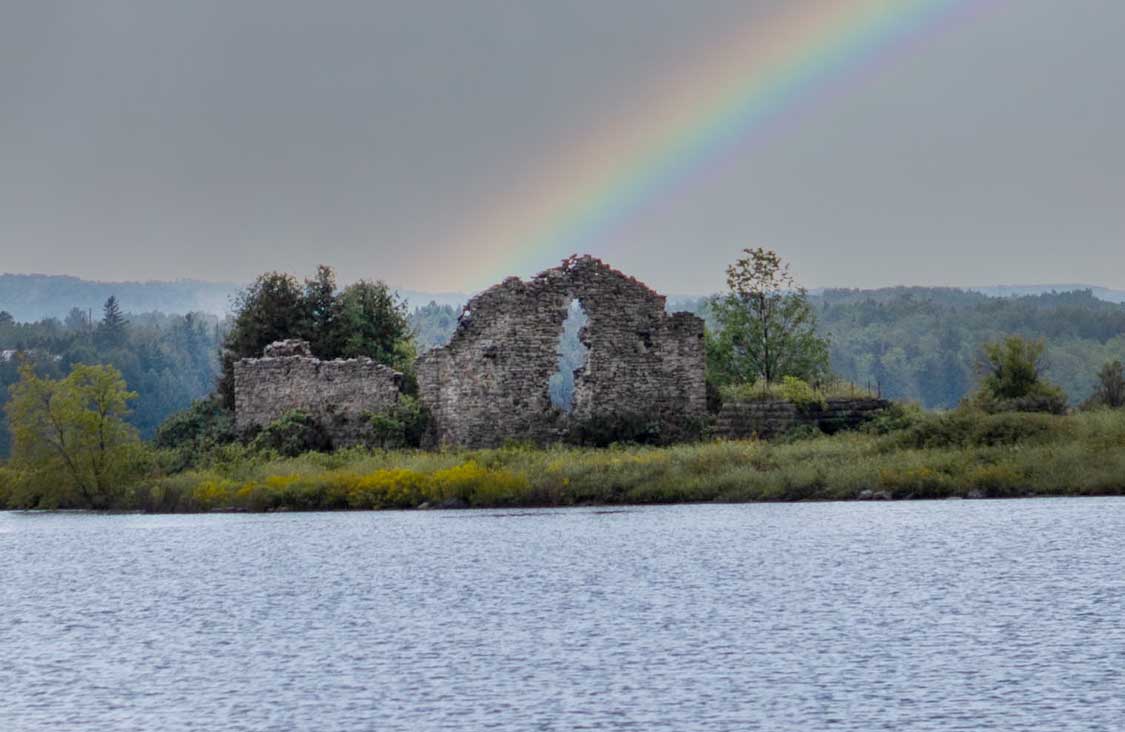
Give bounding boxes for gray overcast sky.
[1,0,1123,293]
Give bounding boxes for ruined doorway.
[549,299,589,412]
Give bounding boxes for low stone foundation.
[714,398,890,440]
[234,340,402,447]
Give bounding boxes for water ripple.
[2,499,1124,730]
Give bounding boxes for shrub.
[863,402,924,435]
[718,377,836,410]
[976,391,1068,416]
[890,409,1065,449]
[779,423,823,443]
[250,411,332,457]
[343,468,429,509]
[367,395,430,449]
[718,381,779,403]
[154,397,236,470]
[779,376,826,410]
[568,411,664,447]
[155,397,235,450]
[1083,360,1125,410]
[971,412,1065,446]
[970,336,1068,414]
[191,478,240,510]
[429,461,529,506]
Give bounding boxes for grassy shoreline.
[114,410,1125,511]
[5,408,1125,513]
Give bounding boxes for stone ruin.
[234,339,403,447]
[233,256,708,449]
[416,255,707,447]
[714,397,890,440]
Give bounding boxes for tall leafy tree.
[337,280,415,371]
[5,363,141,508]
[707,248,829,386]
[217,272,305,407]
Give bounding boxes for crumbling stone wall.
[714,398,889,440]
[416,256,707,448]
[234,339,402,447]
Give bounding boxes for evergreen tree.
[215,267,416,408]
[217,272,305,407]
[302,265,344,358]
[96,296,128,348]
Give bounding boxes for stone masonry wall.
[714,398,890,440]
[416,256,707,448]
[234,340,402,447]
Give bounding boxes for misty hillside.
[0,274,473,322]
[0,274,240,322]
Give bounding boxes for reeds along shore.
[14,407,1116,513]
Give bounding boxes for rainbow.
[449,0,968,287]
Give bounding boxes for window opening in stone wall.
[549,299,590,412]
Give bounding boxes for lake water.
[2,499,1124,731]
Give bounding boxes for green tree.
[1089,360,1125,408]
[337,280,415,370]
[302,265,345,358]
[972,336,1067,414]
[5,362,142,508]
[215,267,417,408]
[65,307,90,332]
[707,248,829,386]
[96,296,128,349]
[217,271,306,407]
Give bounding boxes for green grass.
[718,377,878,406]
[115,408,1125,512]
[6,408,1125,512]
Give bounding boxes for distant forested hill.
[0,274,469,323]
[0,274,241,321]
[668,288,1125,409]
[0,310,224,456]
[969,284,1125,302]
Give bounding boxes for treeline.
[0,269,423,459]
[673,287,1125,408]
[813,288,1125,408]
[5,273,1125,455]
[0,302,223,455]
